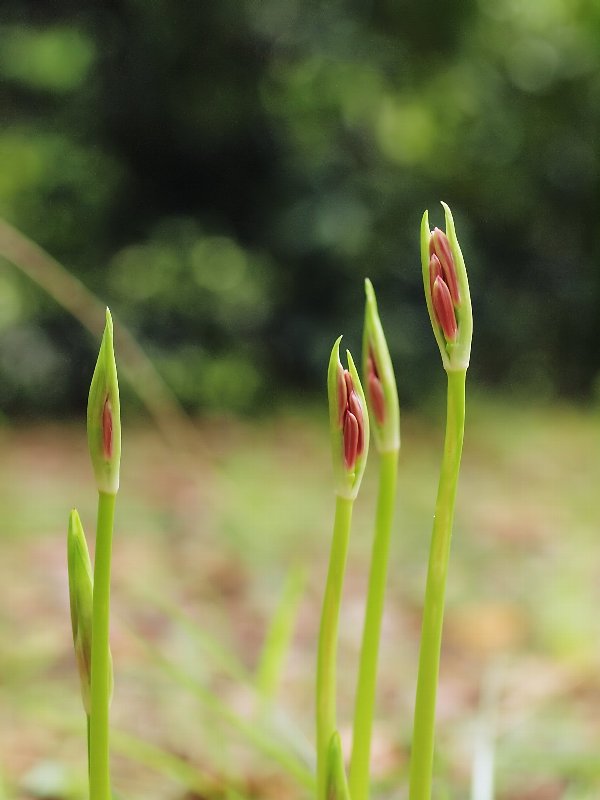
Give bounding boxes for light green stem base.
[89,491,116,800]
[349,449,399,800]
[408,369,466,800]
[316,495,354,800]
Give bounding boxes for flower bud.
[87,309,121,495]
[67,509,113,714]
[362,279,400,453]
[328,337,370,499]
[420,202,473,371]
[327,731,350,800]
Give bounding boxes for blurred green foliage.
[1,0,600,414]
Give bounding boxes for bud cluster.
[429,227,459,342]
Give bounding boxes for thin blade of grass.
[255,566,306,706]
[132,630,316,791]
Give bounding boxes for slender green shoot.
[349,279,400,800]
[317,338,370,800]
[87,309,121,800]
[408,370,466,799]
[89,491,117,800]
[316,495,354,799]
[349,449,398,799]
[409,203,472,799]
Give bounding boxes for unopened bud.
[362,279,400,452]
[420,203,473,371]
[87,309,121,495]
[328,337,370,499]
[327,731,351,800]
[67,509,113,714]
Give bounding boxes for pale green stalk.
[316,495,354,800]
[349,279,400,800]
[408,368,466,800]
[89,491,116,800]
[349,448,398,800]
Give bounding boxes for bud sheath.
[87,309,121,495]
[362,279,400,453]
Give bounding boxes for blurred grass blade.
[111,728,249,800]
[255,566,306,705]
[140,591,252,686]
[134,631,315,790]
[471,670,497,800]
[0,217,205,461]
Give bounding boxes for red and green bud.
[362,279,400,453]
[421,203,473,372]
[67,509,113,714]
[87,309,121,495]
[328,337,369,499]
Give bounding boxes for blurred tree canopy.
[1,0,600,415]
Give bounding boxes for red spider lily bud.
[328,338,370,499]
[362,279,400,453]
[87,309,121,495]
[430,227,460,304]
[432,276,458,341]
[67,509,113,714]
[421,203,473,371]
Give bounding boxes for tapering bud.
[328,337,370,499]
[87,309,121,495]
[326,731,351,800]
[421,202,473,371]
[362,279,400,453]
[67,510,113,714]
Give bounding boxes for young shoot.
[349,280,400,800]
[317,337,369,800]
[409,203,473,800]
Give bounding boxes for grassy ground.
[1,395,600,800]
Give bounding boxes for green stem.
[349,448,399,800]
[408,369,466,800]
[316,495,354,800]
[87,714,91,781]
[89,491,116,800]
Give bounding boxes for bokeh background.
[2,1,600,799]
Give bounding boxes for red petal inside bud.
[337,366,347,427]
[432,277,458,341]
[343,369,353,398]
[368,347,380,380]
[102,396,113,459]
[368,373,386,425]
[347,391,364,455]
[431,228,460,305]
[343,411,359,469]
[429,254,443,297]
